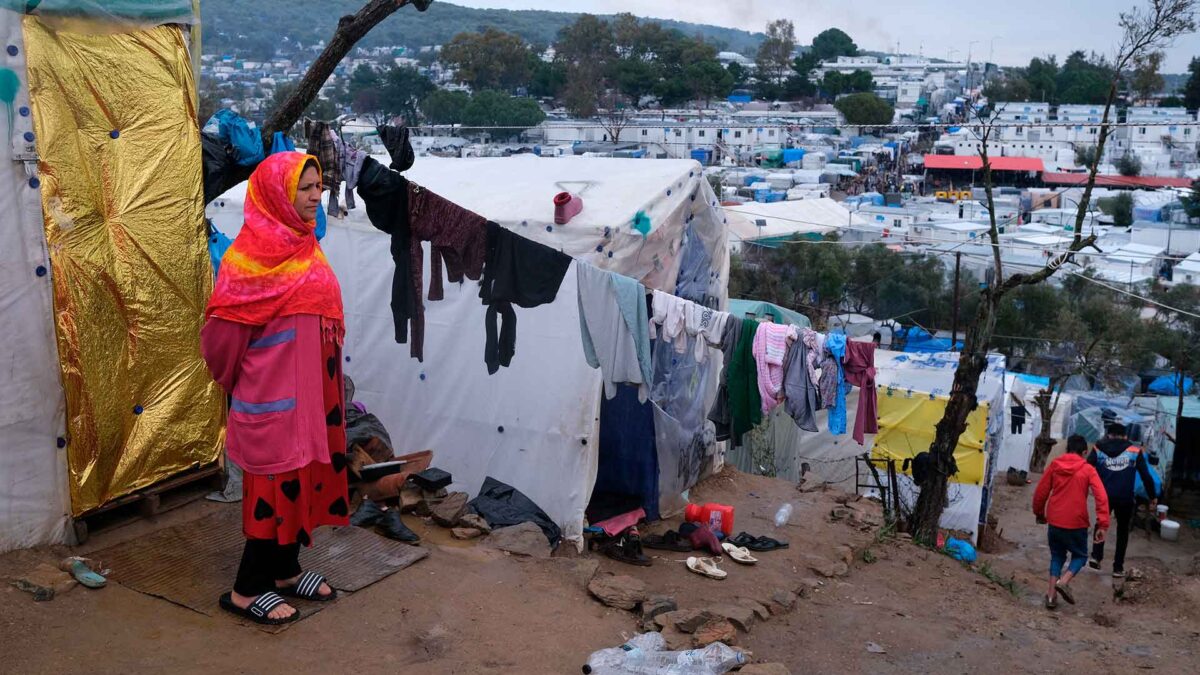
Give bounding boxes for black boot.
[378,509,420,543]
[350,498,384,527]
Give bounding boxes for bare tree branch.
[261,0,427,141]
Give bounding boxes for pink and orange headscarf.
[206,151,343,327]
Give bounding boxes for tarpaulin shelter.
[1147,396,1200,496]
[1,3,214,551]
[208,156,731,545]
[870,351,1007,542]
[724,198,865,249]
[1148,374,1195,396]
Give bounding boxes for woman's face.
[293,166,323,222]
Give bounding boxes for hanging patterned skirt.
[241,335,350,545]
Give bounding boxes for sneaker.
[1088,559,1101,571]
[1112,570,1125,579]
[1045,595,1058,610]
[1055,582,1076,605]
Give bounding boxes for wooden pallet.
[71,464,223,545]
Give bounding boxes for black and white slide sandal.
[219,591,300,625]
[278,571,337,602]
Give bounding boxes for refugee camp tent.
[996,374,1041,474]
[1147,396,1200,496]
[870,351,1007,542]
[724,198,865,249]
[1,4,208,551]
[208,155,730,545]
[728,346,1006,542]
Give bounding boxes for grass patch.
[977,561,1022,597]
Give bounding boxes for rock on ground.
[431,491,469,527]
[740,599,771,621]
[544,558,600,590]
[484,522,551,558]
[458,513,492,534]
[656,608,716,633]
[707,603,755,632]
[770,589,798,614]
[587,574,646,611]
[11,563,77,601]
[692,618,737,647]
[450,527,483,540]
[640,595,678,629]
[803,554,849,578]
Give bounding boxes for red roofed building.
[922,154,1044,189]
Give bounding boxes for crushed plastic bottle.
[583,635,746,675]
[774,502,793,527]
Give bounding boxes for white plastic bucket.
[1156,504,1169,522]
[1160,519,1180,542]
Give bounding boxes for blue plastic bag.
[944,537,977,563]
[207,219,232,276]
[203,109,265,167]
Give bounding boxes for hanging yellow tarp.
[24,18,223,514]
[871,389,989,486]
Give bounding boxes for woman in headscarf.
[202,152,349,625]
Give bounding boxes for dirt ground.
[3,466,1199,675]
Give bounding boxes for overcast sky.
[454,0,1200,72]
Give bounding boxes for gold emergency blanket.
[24,18,223,514]
[871,391,989,486]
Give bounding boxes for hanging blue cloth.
[269,131,325,241]
[206,219,232,276]
[826,332,848,435]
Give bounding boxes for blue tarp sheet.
[896,326,962,353]
[1148,374,1195,395]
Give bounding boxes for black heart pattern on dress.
[253,498,274,521]
[326,404,342,427]
[296,527,311,546]
[280,479,301,502]
[331,452,347,473]
[314,482,323,492]
[328,497,349,517]
[327,356,336,379]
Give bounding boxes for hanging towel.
[782,338,820,432]
[578,264,651,401]
[686,303,726,363]
[727,319,763,448]
[822,333,848,435]
[706,316,742,442]
[753,322,799,414]
[800,328,821,386]
[844,340,879,445]
[480,222,571,374]
[649,289,688,353]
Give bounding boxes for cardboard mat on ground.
[90,507,427,630]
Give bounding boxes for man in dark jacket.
[1088,423,1157,577]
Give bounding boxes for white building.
[1172,252,1200,285]
[540,119,788,160]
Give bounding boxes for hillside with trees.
[199,0,765,56]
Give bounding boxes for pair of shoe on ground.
[686,543,759,580]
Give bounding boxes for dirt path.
[2,469,1198,674]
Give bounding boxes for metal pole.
[952,251,961,350]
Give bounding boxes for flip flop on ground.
[686,556,728,580]
[1055,582,1075,605]
[721,542,758,564]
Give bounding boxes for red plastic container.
[684,502,735,536]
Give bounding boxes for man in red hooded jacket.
[1033,435,1110,609]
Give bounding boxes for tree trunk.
[261,0,419,142]
[911,287,999,544]
[1030,378,1065,472]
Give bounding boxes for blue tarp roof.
[1013,372,1051,388]
[895,326,962,353]
[1148,374,1195,396]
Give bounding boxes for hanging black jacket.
[478,222,571,373]
[356,156,418,349]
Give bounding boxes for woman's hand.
[1093,528,1107,544]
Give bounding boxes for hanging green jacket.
[727,319,762,448]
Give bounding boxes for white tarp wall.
[0,14,70,551]
[210,156,729,544]
[996,374,1040,474]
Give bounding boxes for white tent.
[0,14,70,552]
[724,198,865,248]
[208,155,730,545]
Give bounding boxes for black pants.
[1011,419,1024,434]
[1091,502,1135,573]
[234,539,301,597]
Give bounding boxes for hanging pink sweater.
[752,322,799,414]
[201,314,331,474]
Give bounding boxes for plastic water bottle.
[583,636,745,675]
[582,633,666,673]
[774,503,793,527]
